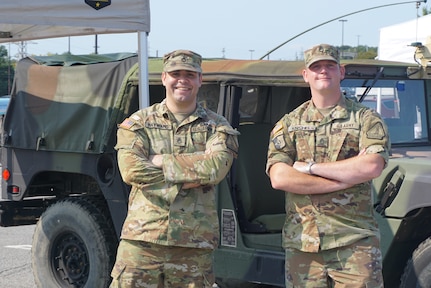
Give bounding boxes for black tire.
[32,196,118,288]
[400,237,431,288]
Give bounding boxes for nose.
[177,76,188,83]
[177,71,190,81]
[318,65,330,73]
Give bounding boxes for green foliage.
[0,45,14,95]
[338,45,378,60]
[357,50,378,59]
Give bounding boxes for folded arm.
[159,127,239,186]
[269,150,385,195]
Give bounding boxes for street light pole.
[339,19,347,58]
[249,49,255,60]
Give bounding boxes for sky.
[6,0,430,61]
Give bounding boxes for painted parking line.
[4,245,32,250]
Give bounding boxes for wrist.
[306,161,315,175]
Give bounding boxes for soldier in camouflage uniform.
[266,44,390,288]
[110,50,239,288]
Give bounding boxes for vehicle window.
[341,79,427,145]
[239,86,259,120]
[238,86,310,124]
[198,84,220,112]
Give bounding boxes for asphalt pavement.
[0,224,37,288]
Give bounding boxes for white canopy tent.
[0,0,151,107]
[378,14,431,63]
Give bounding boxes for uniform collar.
[305,96,349,123]
[159,99,209,121]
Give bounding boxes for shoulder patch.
[119,117,136,129]
[272,123,283,135]
[272,135,286,150]
[367,122,385,140]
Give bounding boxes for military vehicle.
[0,40,431,287]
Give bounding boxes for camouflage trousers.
[110,239,215,288]
[285,237,383,288]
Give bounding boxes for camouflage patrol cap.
[304,44,340,68]
[163,50,202,73]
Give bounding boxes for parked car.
[0,95,10,116]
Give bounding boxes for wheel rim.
[51,231,89,287]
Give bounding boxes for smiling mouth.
[176,86,191,90]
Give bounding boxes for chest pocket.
[289,125,316,162]
[330,124,360,161]
[190,124,208,152]
[145,121,173,154]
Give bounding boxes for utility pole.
[14,41,35,59]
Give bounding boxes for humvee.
[0,41,430,287]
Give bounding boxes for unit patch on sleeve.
[366,122,385,140]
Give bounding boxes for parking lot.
[0,224,36,288]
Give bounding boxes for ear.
[161,72,167,86]
[198,73,203,87]
[339,65,346,80]
[302,69,309,83]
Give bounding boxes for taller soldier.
[267,44,390,288]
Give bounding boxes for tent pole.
[138,31,150,109]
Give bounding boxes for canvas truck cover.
[3,53,139,154]
[148,58,307,86]
[0,0,151,109]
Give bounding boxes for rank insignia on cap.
[163,50,202,73]
[85,0,111,10]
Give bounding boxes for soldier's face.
[162,70,202,107]
[302,60,345,92]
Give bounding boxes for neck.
[166,99,196,114]
[310,90,342,109]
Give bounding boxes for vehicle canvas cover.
[148,58,307,86]
[3,53,139,154]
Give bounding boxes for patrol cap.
[304,44,340,68]
[163,50,202,73]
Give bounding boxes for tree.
[0,45,15,95]
[337,45,378,60]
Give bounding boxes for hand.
[149,155,163,168]
[182,183,201,189]
[293,161,308,174]
[358,148,367,156]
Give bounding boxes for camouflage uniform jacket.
[115,100,239,249]
[266,96,390,253]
